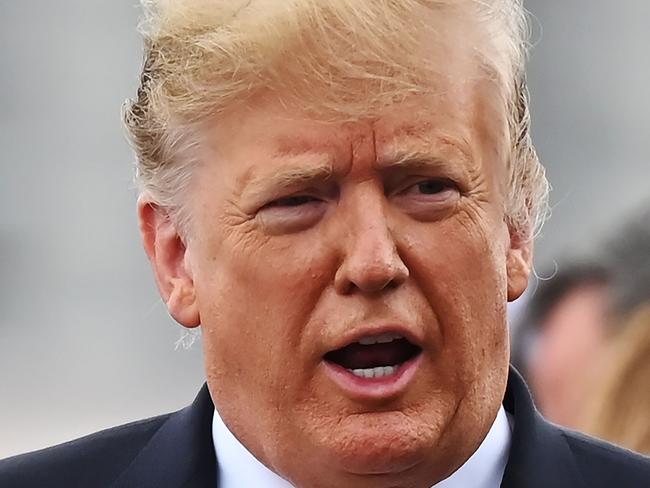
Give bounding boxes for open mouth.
[324,333,423,379]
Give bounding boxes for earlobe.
[138,196,201,328]
[167,276,201,328]
[506,235,533,302]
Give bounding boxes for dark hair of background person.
[601,204,650,318]
[510,261,611,379]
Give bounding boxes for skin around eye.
[393,178,461,220]
[256,195,327,234]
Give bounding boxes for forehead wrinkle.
[274,129,358,169]
[382,121,434,140]
[274,133,344,159]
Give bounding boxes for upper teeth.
[350,365,397,378]
[357,333,403,345]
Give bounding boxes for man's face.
[142,47,531,488]
[529,284,610,428]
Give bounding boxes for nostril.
[335,257,408,294]
[386,279,400,290]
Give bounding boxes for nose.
[334,204,409,295]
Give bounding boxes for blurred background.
[1,1,649,458]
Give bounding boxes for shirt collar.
[212,406,512,488]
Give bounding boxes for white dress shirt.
[212,406,512,488]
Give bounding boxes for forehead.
[192,0,512,173]
[205,75,507,180]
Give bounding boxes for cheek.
[406,216,509,373]
[195,233,335,407]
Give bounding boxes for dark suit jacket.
[1,368,649,487]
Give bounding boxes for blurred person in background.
[511,262,612,428]
[513,202,650,431]
[601,204,650,322]
[581,304,650,455]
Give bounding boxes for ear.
[506,230,533,302]
[138,195,200,328]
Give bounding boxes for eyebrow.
[237,144,470,201]
[378,149,469,177]
[238,155,335,201]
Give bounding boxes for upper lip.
[323,323,425,356]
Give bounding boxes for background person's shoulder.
[562,429,650,486]
[0,413,171,488]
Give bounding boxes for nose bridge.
[352,197,394,259]
[335,186,409,294]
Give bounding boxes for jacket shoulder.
[562,429,650,487]
[0,414,171,488]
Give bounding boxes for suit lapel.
[500,368,586,488]
[111,384,218,488]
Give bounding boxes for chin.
[321,411,442,476]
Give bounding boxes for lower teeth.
[349,365,398,379]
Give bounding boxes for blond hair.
[581,304,650,455]
[123,0,548,237]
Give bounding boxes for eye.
[266,195,320,208]
[257,194,327,234]
[400,178,458,198]
[414,180,451,195]
[392,178,460,221]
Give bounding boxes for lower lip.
[322,353,423,401]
